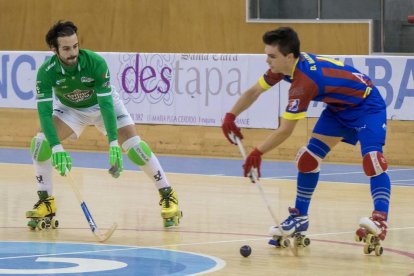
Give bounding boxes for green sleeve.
[97,94,118,143]
[36,65,60,147]
[94,55,118,143]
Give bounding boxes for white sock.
[122,136,170,190]
[140,153,170,190]
[33,159,53,195]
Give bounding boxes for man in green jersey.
[26,21,182,229]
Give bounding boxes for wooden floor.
[1,163,414,275]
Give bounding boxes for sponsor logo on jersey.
[287,99,300,112]
[56,78,66,85]
[64,89,94,103]
[81,77,95,83]
[46,62,56,72]
[102,81,110,88]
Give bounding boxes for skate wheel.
[280,238,290,248]
[363,244,372,254]
[37,220,46,230]
[355,234,363,242]
[374,245,383,256]
[164,219,175,228]
[27,220,37,230]
[302,237,311,247]
[366,234,375,245]
[51,218,59,229]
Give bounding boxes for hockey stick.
[66,170,117,242]
[231,134,298,255]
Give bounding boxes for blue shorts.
[313,88,387,156]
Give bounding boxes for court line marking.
[1,225,413,261]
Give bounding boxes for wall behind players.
[0,0,369,54]
[2,0,412,166]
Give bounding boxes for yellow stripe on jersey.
[282,111,307,120]
[258,76,272,90]
[290,58,300,79]
[363,87,372,98]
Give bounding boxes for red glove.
[222,112,243,144]
[243,148,263,178]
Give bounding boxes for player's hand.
[222,112,243,144]
[51,145,72,176]
[243,148,263,178]
[109,140,123,178]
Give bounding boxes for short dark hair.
[45,21,78,49]
[262,27,300,58]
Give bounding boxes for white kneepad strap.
[295,146,322,173]
[363,151,388,177]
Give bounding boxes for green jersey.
[36,49,117,147]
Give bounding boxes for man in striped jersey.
[222,27,390,247]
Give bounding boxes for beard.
[59,55,78,67]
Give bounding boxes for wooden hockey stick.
[231,134,298,256]
[66,170,117,242]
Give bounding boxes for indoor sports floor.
[0,147,413,275]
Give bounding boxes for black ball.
[240,245,252,257]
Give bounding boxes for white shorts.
[53,89,134,139]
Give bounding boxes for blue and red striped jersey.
[258,52,377,120]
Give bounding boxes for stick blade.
[95,222,118,242]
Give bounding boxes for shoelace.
[281,215,297,226]
[159,194,177,208]
[33,199,52,212]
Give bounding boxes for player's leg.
[101,90,181,227]
[118,124,182,227]
[27,116,74,223]
[357,110,390,241]
[270,109,343,238]
[270,134,340,237]
[27,105,84,226]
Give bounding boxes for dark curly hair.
[45,20,78,49]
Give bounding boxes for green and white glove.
[108,140,123,178]
[52,144,72,176]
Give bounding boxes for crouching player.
[26,20,182,230]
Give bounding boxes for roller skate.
[355,210,387,256]
[268,207,310,248]
[159,187,182,228]
[26,191,59,231]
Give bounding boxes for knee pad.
[122,136,152,166]
[363,151,388,177]
[295,146,322,173]
[30,133,52,161]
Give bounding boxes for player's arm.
[222,71,283,144]
[94,57,123,175]
[36,71,60,147]
[94,60,117,144]
[229,82,267,117]
[36,69,72,175]
[257,117,298,154]
[243,80,312,178]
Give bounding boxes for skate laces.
[159,193,177,208]
[281,208,301,225]
[33,198,53,212]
